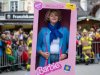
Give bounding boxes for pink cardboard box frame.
[31,1,77,75]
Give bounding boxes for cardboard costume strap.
[44,32,48,66]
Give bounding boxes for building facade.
[0,0,34,31]
[0,0,34,13]
[70,0,99,17]
[90,2,100,19]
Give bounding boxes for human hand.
[42,52,50,60]
[59,54,67,61]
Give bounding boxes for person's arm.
[60,27,69,60]
[37,28,43,52]
[88,37,93,46]
[37,28,50,59]
[39,50,49,59]
[60,54,68,60]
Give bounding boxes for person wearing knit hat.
[80,29,93,65]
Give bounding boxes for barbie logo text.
[36,63,62,75]
[34,2,42,10]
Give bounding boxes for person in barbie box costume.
[37,10,69,67]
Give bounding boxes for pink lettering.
[36,62,62,75]
[45,4,64,9]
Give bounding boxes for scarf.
[48,22,63,44]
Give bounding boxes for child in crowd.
[18,40,29,68]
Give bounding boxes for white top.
[50,38,60,54]
[19,34,23,40]
[89,32,94,38]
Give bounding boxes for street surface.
[0,63,100,75]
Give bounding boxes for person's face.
[2,34,6,39]
[76,32,79,35]
[78,26,81,30]
[19,29,23,33]
[20,41,24,45]
[49,12,59,25]
[84,32,87,36]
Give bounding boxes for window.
[0,2,2,12]
[10,1,18,12]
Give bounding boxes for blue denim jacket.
[37,27,69,67]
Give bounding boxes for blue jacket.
[37,27,69,67]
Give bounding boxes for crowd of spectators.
[0,28,32,71]
[76,26,100,64]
